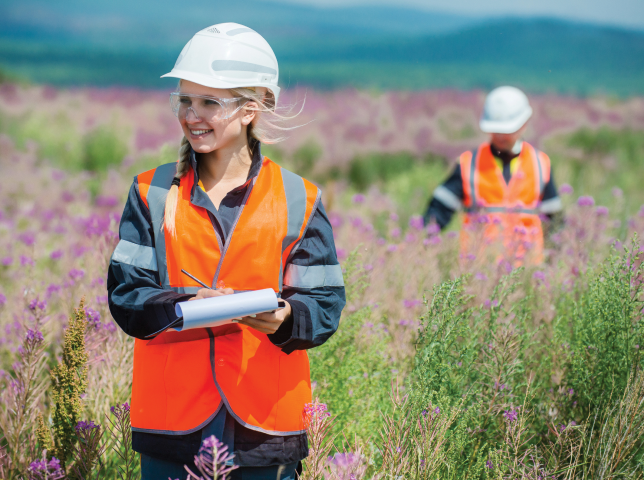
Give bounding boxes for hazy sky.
[279,0,644,30]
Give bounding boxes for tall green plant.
[49,298,89,468]
[557,241,644,417]
[308,249,395,443]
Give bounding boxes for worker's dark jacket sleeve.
[423,164,464,229]
[107,180,193,339]
[268,202,346,354]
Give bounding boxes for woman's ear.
[241,101,258,126]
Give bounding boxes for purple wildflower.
[486,459,493,469]
[408,215,424,230]
[390,227,401,238]
[18,231,36,246]
[20,255,34,266]
[352,193,365,204]
[577,196,595,207]
[426,223,440,235]
[503,409,519,423]
[386,244,398,253]
[2,256,12,266]
[69,268,85,282]
[75,420,100,433]
[0,293,5,306]
[596,206,609,216]
[26,328,44,344]
[50,249,63,260]
[95,195,119,207]
[559,184,573,195]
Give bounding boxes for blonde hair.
[163,85,303,237]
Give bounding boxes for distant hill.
[1,0,643,95]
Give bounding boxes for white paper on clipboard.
[173,288,279,331]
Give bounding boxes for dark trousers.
[141,454,298,480]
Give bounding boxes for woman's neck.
[197,136,253,190]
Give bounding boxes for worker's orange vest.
[131,157,319,435]
[460,142,550,264]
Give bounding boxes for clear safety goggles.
[169,93,247,121]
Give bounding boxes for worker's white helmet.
[479,86,533,134]
[161,23,281,104]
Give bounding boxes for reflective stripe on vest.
[459,142,550,262]
[131,157,319,435]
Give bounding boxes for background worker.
[107,23,345,479]
[424,86,563,263]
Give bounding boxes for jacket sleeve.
[107,179,193,339]
[423,163,464,230]
[268,201,346,355]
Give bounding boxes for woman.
[107,23,345,479]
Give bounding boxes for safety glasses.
[169,93,247,121]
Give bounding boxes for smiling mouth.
[190,129,213,136]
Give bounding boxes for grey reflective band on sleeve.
[539,197,563,214]
[283,264,345,289]
[432,185,463,211]
[111,240,158,271]
[147,163,177,289]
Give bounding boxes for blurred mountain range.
[1,0,644,95]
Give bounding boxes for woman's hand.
[234,300,292,335]
[188,287,234,301]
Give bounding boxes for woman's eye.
[204,99,219,106]
[178,97,191,105]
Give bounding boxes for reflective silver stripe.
[226,27,255,36]
[211,60,277,75]
[147,163,176,289]
[433,185,463,211]
[539,197,563,214]
[279,168,308,291]
[284,264,345,289]
[111,240,158,271]
[465,206,539,215]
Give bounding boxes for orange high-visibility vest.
[460,142,551,264]
[131,157,320,435]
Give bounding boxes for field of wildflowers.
[0,83,643,478]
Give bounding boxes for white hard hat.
[479,86,533,134]
[161,23,281,104]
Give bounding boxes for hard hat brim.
[161,69,281,103]
[479,107,533,134]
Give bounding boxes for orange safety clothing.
[131,157,320,436]
[459,142,551,264]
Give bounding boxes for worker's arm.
[423,164,464,230]
[268,201,346,355]
[107,180,193,339]
[539,165,564,238]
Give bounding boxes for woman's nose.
[185,106,201,122]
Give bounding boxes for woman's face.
[177,81,255,154]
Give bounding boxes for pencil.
[180,269,211,289]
